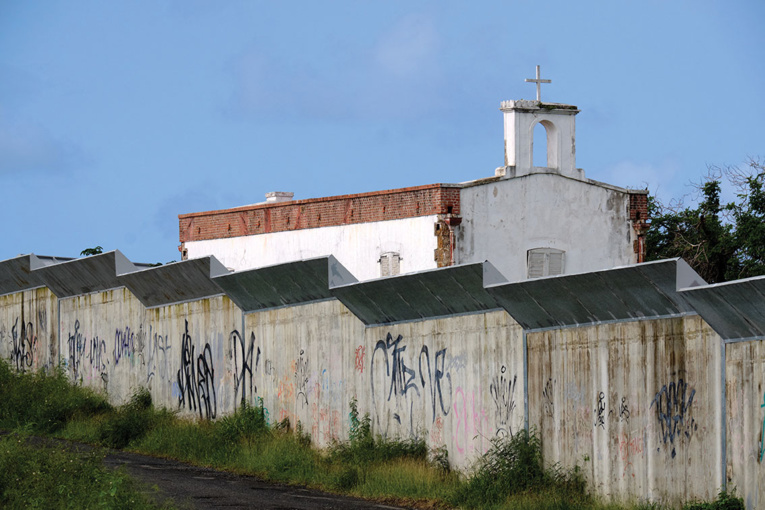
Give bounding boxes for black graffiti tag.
[176,320,217,420]
[490,366,517,435]
[372,333,420,403]
[594,391,606,429]
[651,379,697,459]
[67,320,86,381]
[419,345,452,423]
[542,378,554,417]
[113,326,136,366]
[295,349,309,407]
[197,343,216,420]
[9,318,36,372]
[230,329,259,409]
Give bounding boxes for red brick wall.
[629,192,648,222]
[179,184,462,243]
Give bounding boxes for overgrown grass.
[0,360,110,433]
[682,490,744,510]
[0,360,747,510]
[0,432,171,509]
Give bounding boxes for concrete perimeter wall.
[529,316,722,507]
[2,254,765,508]
[0,287,58,373]
[726,340,765,510]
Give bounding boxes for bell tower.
[498,66,583,180]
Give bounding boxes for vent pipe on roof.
[265,192,294,203]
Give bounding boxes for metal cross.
[525,65,551,102]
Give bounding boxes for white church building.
[179,73,648,282]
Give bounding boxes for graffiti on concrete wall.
[370,332,453,436]
[113,326,136,366]
[8,318,36,373]
[65,319,109,386]
[354,345,366,374]
[175,319,217,420]
[650,379,697,459]
[489,365,517,437]
[420,345,452,424]
[373,333,420,403]
[619,432,644,479]
[453,386,492,454]
[594,391,607,429]
[590,391,631,430]
[145,326,172,386]
[230,329,259,410]
[295,349,309,407]
[67,320,86,381]
[543,378,554,418]
[87,335,108,383]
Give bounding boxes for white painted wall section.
[184,215,440,281]
[457,172,636,282]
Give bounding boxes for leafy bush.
[0,360,111,433]
[683,490,744,510]
[0,433,168,509]
[329,398,427,465]
[99,388,156,449]
[215,401,269,444]
[452,428,590,509]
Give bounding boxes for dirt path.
[1,432,405,510]
[104,448,407,510]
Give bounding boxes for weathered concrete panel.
[146,296,242,419]
[0,288,58,373]
[245,299,366,443]
[725,340,765,510]
[528,316,722,506]
[364,310,524,468]
[245,303,523,469]
[59,288,146,403]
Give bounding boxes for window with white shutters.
[379,252,401,277]
[527,248,565,279]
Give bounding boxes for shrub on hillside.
[452,428,589,509]
[0,360,110,433]
[99,388,157,449]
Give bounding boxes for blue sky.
[1,1,763,264]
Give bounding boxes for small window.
[379,252,401,277]
[527,248,565,279]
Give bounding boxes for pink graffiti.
[311,402,341,443]
[453,386,493,455]
[354,345,366,374]
[430,416,444,445]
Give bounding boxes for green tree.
[727,160,765,279]
[647,159,765,283]
[80,246,103,256]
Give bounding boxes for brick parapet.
[629,192,649,223]
[179,184,462,243]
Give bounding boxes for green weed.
[452,429,590,509]
[0,363,749,510]
[0,360,110,433]
[214,400,269,444]
[329,397,427,466]
[682,490,744,510]
[0,433,171,509]
[99,388,160,448]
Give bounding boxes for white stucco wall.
[457,172,636,282]
[184,215,440,281]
